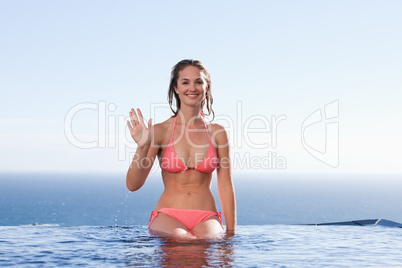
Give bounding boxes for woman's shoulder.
[208,122,229,142]
[208,122,226,132]
[153,116,175,130]
[152,117,175,143]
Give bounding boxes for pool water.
[2,173,402,267]
[1,224,401,267]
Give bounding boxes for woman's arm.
[126,142,159,191]
[215,124,237,233]
[126,108,159,191]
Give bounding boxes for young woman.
[126,59,236,239]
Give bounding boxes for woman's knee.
[191,217,224,238]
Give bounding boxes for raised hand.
[127,108,153,148]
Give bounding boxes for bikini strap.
[217,211,224,229]
[201,118,212,140]
[169,117,177,143]
[149,210,159,229]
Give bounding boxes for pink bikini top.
[161,116,219,173]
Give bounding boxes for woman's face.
[175,65,208,108]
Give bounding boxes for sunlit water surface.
[1,225,402,267]
[2,173,402,266]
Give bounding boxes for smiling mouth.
[185,93,199,97]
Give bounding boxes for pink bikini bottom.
[149,208,223,230]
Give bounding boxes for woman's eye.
[197,81,204,84]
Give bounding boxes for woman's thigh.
[149,212,195,239]
[191,216,224,238]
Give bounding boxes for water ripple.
[0,225,401,267]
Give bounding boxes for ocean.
[1,172,402,267]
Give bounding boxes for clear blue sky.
[1,0,401,175]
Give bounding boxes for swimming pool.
[1,172,402,267]
[1,224,401,267]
